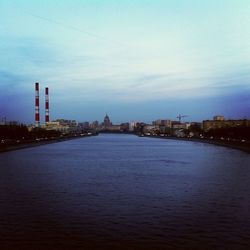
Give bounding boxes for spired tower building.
[103,114,112,128]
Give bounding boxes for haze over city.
[1,0,250,124]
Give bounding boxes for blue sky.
[1,0,250,124]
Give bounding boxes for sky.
[0,0,250,124]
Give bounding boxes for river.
[0,134,250,249]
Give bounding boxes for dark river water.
[0,134,250,250]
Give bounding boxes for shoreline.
[1,133,250,155]
[0,134,97,154]
[141,135,250,154]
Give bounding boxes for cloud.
[0,70,33,91]
[0,70,21,86]
[1,1,250,123]
[0,36,63,75]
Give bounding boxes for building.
[78,122,90,130]
[103,114,112,128]
[188,122,202,137]
[152,119,171,128]
[120,123,129,132]
[213,115,225,121]
[142,125,159,135]
[44,119,79,133]
[43,121,61,131]
[55,119,77,127]
[133,122,146,134]
[203,117,250,132]
[100,114,124,132]
[106,125,121,132]
[171,121,190,130]
[90,121,99,129]
[129,121,138,132]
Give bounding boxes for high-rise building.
[103,114,112,128]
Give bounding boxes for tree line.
[204,126,250,140]
[0,125,60,140]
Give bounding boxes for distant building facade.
[213,115,225,121]
[172,122,190,130]
[152,119,171,128]
[129,121,139,132]
[120,123,129,132]
[142,125,159,134]
[102,114,112,128]
[44,119,79,133]
[106,125,121,132]
[78,122,90,130]
[90,121,99,129]
[100,114,121,132]
[203,116,250,132]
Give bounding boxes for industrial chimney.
[35,82,40,127]
[45,87,49,123]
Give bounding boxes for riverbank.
[141,134,250,154]
[2,133,250,155]
[0,133,97,153]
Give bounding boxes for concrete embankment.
[0,134,97,153]
[141,135,250,154]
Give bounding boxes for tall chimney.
[45,87,49,123]
[35,82,40,127]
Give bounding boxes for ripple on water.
[0,134,250,249]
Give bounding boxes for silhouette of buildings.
[203,116,250,132]
[102,114,112,128]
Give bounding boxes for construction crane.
[176,114,188,123]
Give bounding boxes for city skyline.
[1,0,250,124]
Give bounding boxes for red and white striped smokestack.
[45,87,49,123]
[35,82,40,127]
